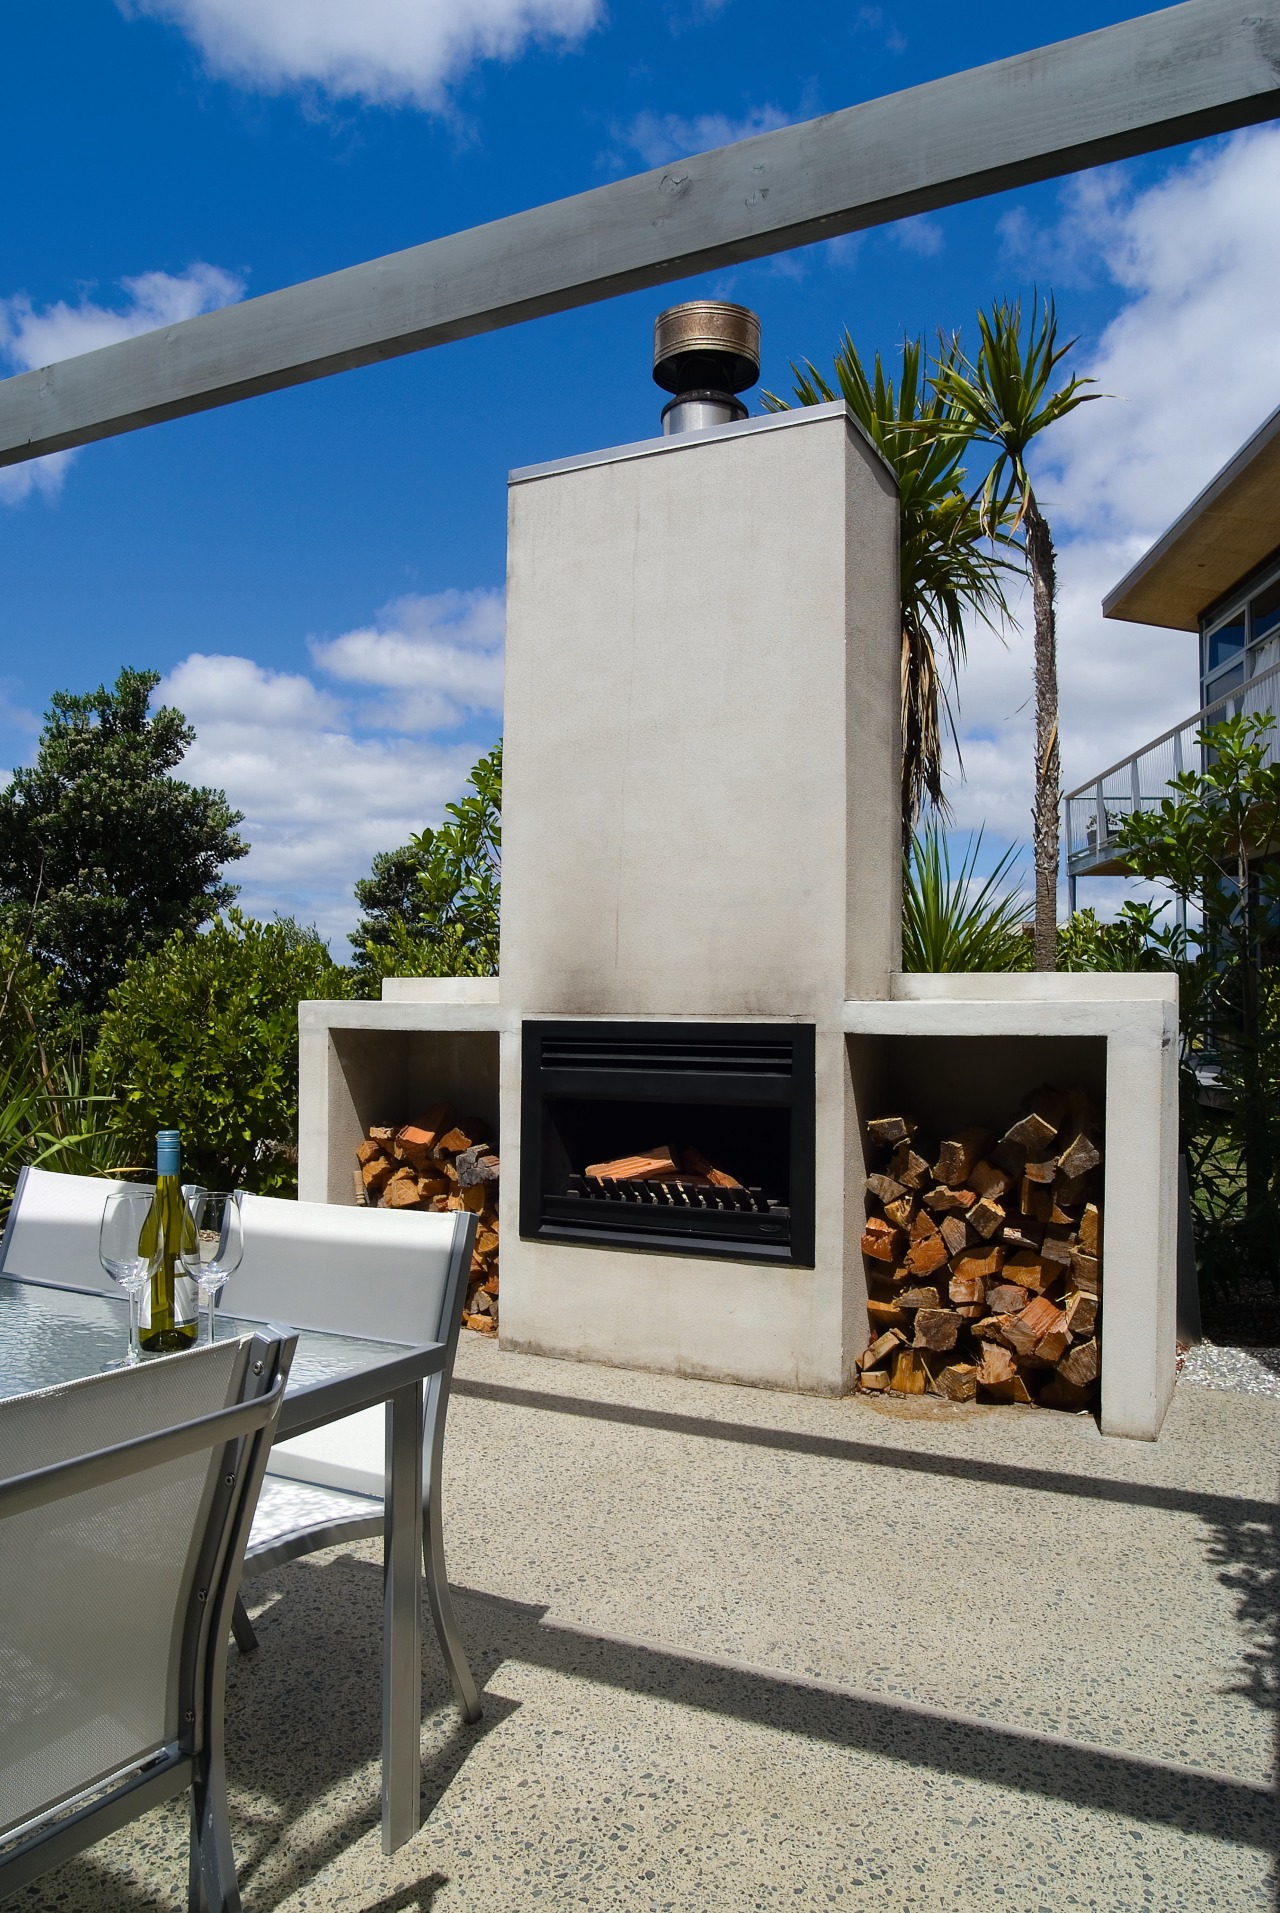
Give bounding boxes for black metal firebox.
[520,1021,815,1265]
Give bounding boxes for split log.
[884,1194,918,1230]
[1058,1123,1102,1182]
[1020,1180,1054,1224]
[1079,1203,1101,1258]
[922,1185,976,1215]
[948,1270,986,1307]
[1002,1219,1044,1253]
[896,1284,942,1311]
[1003,1087,1068,1153]
[361,1155,395,1195]
[1063,1290,1098,1338]
[976,1342,1017,1388]
[953,1303,986,1321]
[867,1298,909,1330]
[939,1214,970,1258]
[1053,1171,1092,1211]
[456,1145,501,1187]
[858,1327,906,1370]
[1004,1250,1054,1294]
[935,1362,978,1402]
[367,1126,397,1146]
[914,1308,962,1352]
[933,1127,992,1189]
[1021,1156,1058,1185]
[586,1145,677,1181]
[1039,1225,1074,1268]
[868,1116,917,1146]
[356,1138,386,1167]
[352,1169,369,1206]
[890,1349,928,1395]
[967,1196,1005,1240]
[1069,1252,1100,1297]
[908,1208,940,1242]
[950,1244,1005,1282]
[887,1143,932,1190]
[858,1369,892,1392]
[987,1282,1031,1316]
[683,1146,742,1188]
[1002,1295,1068,1360]
[969,1160,1015,1201]
[903,1233,949,1278]
[982,1372,1035,1405]
[866,1173,907,1205]
[861,1219,904,1263]
[1057,1338,1100,1388]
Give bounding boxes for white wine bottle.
[138,1129,198,1352]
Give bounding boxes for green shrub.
[94,910,352,1196]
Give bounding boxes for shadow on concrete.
[453,1375,1275,1526]
[29,1550,507,1913]
[1199,1478,1280,1905]
[454,1583,1278,1856]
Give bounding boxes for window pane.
[1207,662,1245,702]
[1252,578,1280,641]
[1250,635,1280,677]
[1207,619,1246,672]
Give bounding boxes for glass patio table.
[0,1271,448,1856]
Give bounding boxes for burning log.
[858,1085,1104,1413]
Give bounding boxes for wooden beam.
[2,0,1278,467]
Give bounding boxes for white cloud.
[157,588,504,945]
[0,264,245,505]
[893,214,943,258]
[615,104,789,169]
[119,0,600,109]
[943,127,1280,894]
[311,588,504,732]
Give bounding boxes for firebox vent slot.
[539,1036,794,1076]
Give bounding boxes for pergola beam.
[2,0,1279,468]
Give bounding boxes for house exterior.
[1065,402,1280,907]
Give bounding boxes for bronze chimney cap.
[652,300,761,396]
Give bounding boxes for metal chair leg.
[423,1376,481,1723]
[230,1593,258,1654]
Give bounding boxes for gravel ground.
[1180,1338,1280,1398]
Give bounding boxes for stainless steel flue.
[653,301,760,435]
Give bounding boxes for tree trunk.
[1025,493,1060,971]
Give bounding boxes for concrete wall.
[494,403,900,1395]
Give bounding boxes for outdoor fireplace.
[519,1021,815,1264]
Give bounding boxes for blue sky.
[3,1,1278,945]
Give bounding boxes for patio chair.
[0,1330,294,1912]
[1,1169,481,1720]
[227,1192,481,1724]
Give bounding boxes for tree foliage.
[0,667,247,1012]
[934,297,1100,971]
[94,909,351,1197]
[351,742,501,989]
[1111,712,1280,1297]
[764,337,1012,832]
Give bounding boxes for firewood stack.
[858,1087,1102,1411]
[354,1101,500,1335]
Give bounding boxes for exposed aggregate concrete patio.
[22,1333,1280,1911]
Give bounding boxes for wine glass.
[99,1190,162,1368]
[181,1190,244,1346]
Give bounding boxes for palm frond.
[765,333,1014,827]
[903,825,1031,972]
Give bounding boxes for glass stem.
[206,1286,216,1347]
[127,1286,140,1366]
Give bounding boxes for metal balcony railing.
[1064,659,1280,878]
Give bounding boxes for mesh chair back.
[0,1339,254,1842]
[0,1166,143,1295]
[236,1193,464,1347]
